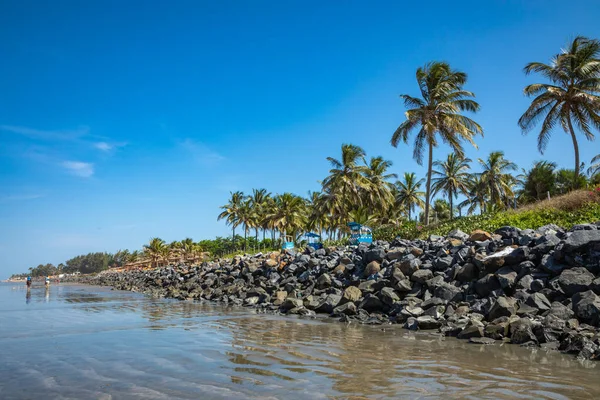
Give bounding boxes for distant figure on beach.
[45,276,50,286]
[26,276,32,288]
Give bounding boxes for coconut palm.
[269,193,307,241]
[217,191,244,250]
[478,151,517,207]
[518,160,557,202]
[587,154,600,178]
[431,154,471,220]
[248,188,270,248]
[144,238,167,268]
[180,238,195,263]
[459,175,488,215]
[363,156,397,213]
[237,199,253,251]
[322,144,370,219]
[394,172,425,221]
[519,36,600,188]
[391,61,482,224]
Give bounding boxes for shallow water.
[0,282,598,399]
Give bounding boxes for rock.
[333,302,357,316]
[364,261,381,277]
[504,247,530,265]
[317,273,332,289]
[423,305,445,319]
[434,255,453,271]
[386,248,405,261]
[562,230,600,253]
[379,287,400,306]
[495,226,520,241]
[540,254,566,275]
[517,304,539,316]
[273,291,288,305]
[455,263,478,282]
[315,294,342,314]
[474,274,501,298]
[365,248,385,264]
[516,274,533,291]
[417,316,442,330]
[546,302,575,320]
[332,264,346,275]
[509,318,537,344]
[282,297,303,310]
[448,229,469,241]
[405,317,418,330]
[359,294,383,312]
[458,325,484,339]
[410,269,433,284]
[558,267,595,296]
[571,223,598,231]
[488,296,518,320]
[399,257,421,276]
[394,279,412,292]
[342,286,362,303]
[434,283,462,302]
[525,292,552,311]
[470,230,492,242]
[495,267,517,290]
[572,290,600,326]
[265,258,279,268]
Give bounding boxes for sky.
[1,0,600,277]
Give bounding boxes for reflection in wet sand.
[0,283,598,399]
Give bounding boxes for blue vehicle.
[303,232,323,250]
[281,235,295,250]
[347,222,373,245]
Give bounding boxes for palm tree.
[144,238,166,268]
[394,172,425,221]
[249,188,270,248]
[519,36,600,188]
[217,191,244,250]
[322,144,370,220]
[587,154,600,178]
[519,160,557,202]
[478,151,518,207]
[363,156,397,213]
[180,238,195,263]
[431,154,471,220]
[237,199,252,251]
[391,61,482,224]
[269,193,307,241]
[459,175,489,215]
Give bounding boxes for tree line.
[217,36,600,247]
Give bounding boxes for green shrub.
[374,202,600,241]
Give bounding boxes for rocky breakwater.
[86,222,600,360]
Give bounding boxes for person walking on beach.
[26,276,32,288]
[45,276,50,286]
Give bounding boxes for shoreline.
[69,222,600,361]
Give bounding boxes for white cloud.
[61,161,94,178]
[0,125,90,141]
[93,141,127,152]
[179,138,225,166]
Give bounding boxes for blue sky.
[1,0,600,276]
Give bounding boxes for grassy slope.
[374,188,600,241]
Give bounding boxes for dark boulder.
[558,267,595,296]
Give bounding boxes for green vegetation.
[374,189,600,241]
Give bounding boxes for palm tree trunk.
[424,142,433,225]
[232,227,235,251]
[567,115,580,189]
[449,189,453,221]
[244,227,247,252]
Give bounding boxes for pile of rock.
[83,223,600,360]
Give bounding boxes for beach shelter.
[281,235,295,250]
[303,232,323,250]
[347,222,373,245]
